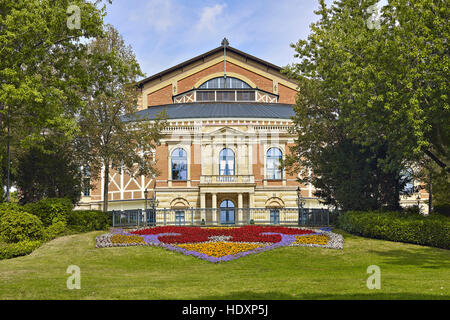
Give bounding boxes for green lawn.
[0,230,448,299]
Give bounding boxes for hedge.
[337,211,450,249]
[24,198,73,227]
[0,240,42,260]
[0,210,45,243]
[67,210,110,232]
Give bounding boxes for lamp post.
[297,186,305,226]
[144,189,148,226]
[148,189,159,226]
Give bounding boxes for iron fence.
[110,207,333,228]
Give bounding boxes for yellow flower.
[111,234,146,244]
[176,242,264,257]
[294,235,329,245]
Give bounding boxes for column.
[212,193,217,225]
[238,193,243,224]
[200,193,206,223]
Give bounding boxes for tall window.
[266,147,282,180]
[219,148,235,176]
[199,77,251,89]
[171,148,187,180]
[82,166,90,196]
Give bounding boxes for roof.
[137,45,294,87]
[124,103,295,121]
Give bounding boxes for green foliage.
[44,221,67,241]
[433,204,450,217]
[75,24,166,212]
[338,211,450,249]
[24,198,73,227]
[0,210,44,243]
[284,0,449,210]
[16,141,83,204]
[0,240,42,260]
[66,210,110,232]
[0,202,22,218]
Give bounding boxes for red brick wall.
[278,83,297,104]
[147,84,172,107]
[177,61,273,93]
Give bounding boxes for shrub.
[433,204,450,217]
[44,221,67,241]
[0,240,42,260]
[0,202,23,219]
[66,210,110,232]
[24,198,73,226]
[337,211,450,249]
[0,210,45,243]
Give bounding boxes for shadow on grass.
[367,246,450,268]
[197,291,449,300]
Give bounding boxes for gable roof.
[137,45,294,88]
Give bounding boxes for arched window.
[266,147,282,180]
[219,148,235,176]
[171,148,187,180]
[220,200,235,224]
[199,77,251,89]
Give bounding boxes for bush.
[433,204,450,217]
[67,210,110,232]
[0,240,42,260]
[0,210,45,243]
[0,202,23,218]
[44,221,67,241]
[24,198,73,226]
[337,211,450,249]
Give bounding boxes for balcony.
[199,175,255,184]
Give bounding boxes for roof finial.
[221,37,229,47]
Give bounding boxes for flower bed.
[96,225,343,263]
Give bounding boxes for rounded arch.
[265,197,285,208]
[220,199,235,208]
[193,72,257,89]
[170,147,188,181]
[219,148,235,176]
[170,197,190,209]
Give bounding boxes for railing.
[199,175,255,184]
[110,207,332,228]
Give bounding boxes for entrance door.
[220,200,235,224]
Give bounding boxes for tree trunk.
[103,161,109,213]
[428,170,432,214]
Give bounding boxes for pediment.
[206,126,246,137]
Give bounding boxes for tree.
[0,0,107,199]
[284,0,448,210]
[15,140,83,204]
[76,25,166,212]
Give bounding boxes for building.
[77,40,430,223]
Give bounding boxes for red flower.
[131,225,314,244]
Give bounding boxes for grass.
[0,229,448,299]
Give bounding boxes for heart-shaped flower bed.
[95,226,343,263]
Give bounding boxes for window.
[266,147,282,180]
[196,91,215,101]
[199,77,251,89]
[220,200,235,224]
[82,166,91,196]
[175,210,185,225]
[219,148,235,176]
[236,91,255,101]
[270,209,280,224]
[216,91,235,101]
[171,148,187,180]
[401,168,415,195]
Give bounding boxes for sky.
[102,0,330,78]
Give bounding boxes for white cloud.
[195,4,227,32]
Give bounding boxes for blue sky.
[102,0,329,78]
